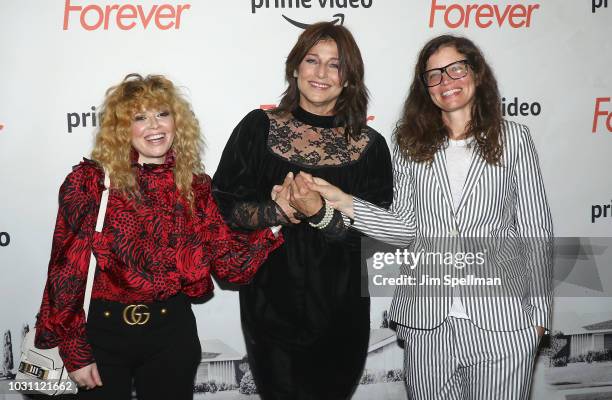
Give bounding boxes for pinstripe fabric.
[352,120,553,331]
[402,317,539,400]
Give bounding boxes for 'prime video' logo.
[592,201,612,223]
[0,232,10,247]
[251,0,373,28]
[67,106,101,133]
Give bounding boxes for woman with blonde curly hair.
[34,74,282,400]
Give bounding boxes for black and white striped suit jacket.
[353,120,553,332]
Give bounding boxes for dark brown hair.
[394,35,503,164]
[275,22,369,140]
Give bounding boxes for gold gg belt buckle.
[122,304,151,325]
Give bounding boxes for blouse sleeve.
[212,109,291,230]
[194,175,283,286]
[34,161,102,372]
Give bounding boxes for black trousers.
[79,294,201,400]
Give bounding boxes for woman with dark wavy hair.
[395,34,503,165]
[308,35,552,400]
[212,22,393,399]
[34,74,282,400]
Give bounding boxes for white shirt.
[445,137,473,319]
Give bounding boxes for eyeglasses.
[421,60,470,87]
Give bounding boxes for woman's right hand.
[271,172,301,224]
[68,363,103,390]
[301,173,355,219]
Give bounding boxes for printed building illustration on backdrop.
[566,319,612,357]
[363,328,403,376]
[553,313,612,358]
[195,339,243,385]
[195,329,405,387]
[1,330,15,380]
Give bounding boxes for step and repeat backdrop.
[0,1,611,399]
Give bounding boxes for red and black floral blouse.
[34,155,282,372]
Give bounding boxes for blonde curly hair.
[91,73,203,205]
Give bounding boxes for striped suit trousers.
[399,317,540,400]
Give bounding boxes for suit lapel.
[431,149,454,215]
[456,146,487,214]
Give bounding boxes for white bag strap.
[83,168,110,320]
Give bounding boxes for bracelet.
[308,203,334,230]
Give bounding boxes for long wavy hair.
[91,74,203,205]
[394,35,503,165]
[274,22,369,141]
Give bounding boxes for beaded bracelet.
[308,203,334,230]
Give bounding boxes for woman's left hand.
[289,172,324,217]
[300,172,354,219]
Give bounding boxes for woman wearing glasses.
[306,35,553,400]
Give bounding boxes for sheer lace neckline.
[266,110,372,167]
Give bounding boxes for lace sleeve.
[227,199,292,230]
[213,110,281,231]
[307,206,347,241]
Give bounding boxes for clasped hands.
[271,171,354,223]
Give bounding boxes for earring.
[293,70,298,78]
[343,81,349,88]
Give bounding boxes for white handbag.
[16,169,110,395]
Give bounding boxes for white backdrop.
[1,1,611,399]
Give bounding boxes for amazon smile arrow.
[282,13,345,29]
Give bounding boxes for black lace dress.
[212,107,393,399]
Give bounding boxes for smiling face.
[296,39,344,116]
[426,46,476,118]
[130,108,175,164]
